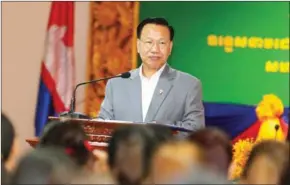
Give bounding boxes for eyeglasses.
[139,39,169,50]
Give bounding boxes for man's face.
[137,24,173,70]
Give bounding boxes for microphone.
[274,124,279,140]
[60,72,131,119]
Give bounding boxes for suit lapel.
[128,68,143,122]
[145,65,176,122]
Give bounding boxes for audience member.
[157,165,230,184]
[279,164,290,185]
[188,127,232,177]
[1,113,20,184]
[11,147,77,184]
[147,124,174,144]
[38,120,96,170]
[241,140,289,184]
[107,125,157,185]
[70,169,115,184]
[2,162,10,184]
[149,140,205,184]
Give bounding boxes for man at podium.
[97,17,205,132]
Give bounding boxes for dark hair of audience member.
[38,120,94,167]
[107,125,158,185]
[11,147,77,184]
[242,140,289,180]
[1,113,17,184]
[147,124,174,145]
[2,113,15,162]
[187,127,232,176]
[279,164,290,185]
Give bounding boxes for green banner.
[139,2,289,106]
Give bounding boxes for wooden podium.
[26,117,192,150]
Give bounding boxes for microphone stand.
[59,72,131,119]
[59,78,113,119]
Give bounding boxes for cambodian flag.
[34,2,75,136]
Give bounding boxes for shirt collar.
[139,63,167,80]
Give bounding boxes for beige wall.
[2,2,90,153]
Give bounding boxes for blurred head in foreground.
[187,127,232,177]
[149,140,208,184]
[11,147,77,184]
[38,120,96,170]
[241,140,289,184]
[279,163,290,185]
[1,113,20,172]
[107,125,158,185]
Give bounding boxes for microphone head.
[121,72,131,79]
[275,124,280,130]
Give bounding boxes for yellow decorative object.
[230,138,255,180]
[256,94,284,121]
[256,118,285,141]
[230,94,287,180]
[255,94,285,141]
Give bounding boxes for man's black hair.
[137,17,174,41]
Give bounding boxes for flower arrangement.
[229,94,286,180]
[230,138,256,180]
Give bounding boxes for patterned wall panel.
[85,2,139,116]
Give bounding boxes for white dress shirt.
[139,64,166,121]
